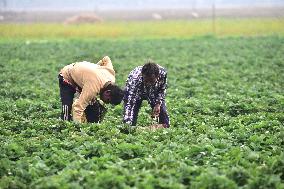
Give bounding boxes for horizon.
[1,0,284,11]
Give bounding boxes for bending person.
[58,56,124,123]
[123,60,170,128]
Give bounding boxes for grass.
[0,18,284,39]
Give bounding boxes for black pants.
[58,75,102,123]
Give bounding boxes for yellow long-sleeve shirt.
[60,56,115,123]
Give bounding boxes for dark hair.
[142,60,159,77]
[107,84,124,105]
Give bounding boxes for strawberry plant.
[0,36,283,188]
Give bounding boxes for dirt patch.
[64,13,102,25]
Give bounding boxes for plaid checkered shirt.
[123,65,167,125]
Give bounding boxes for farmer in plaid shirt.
[123,60,170,128]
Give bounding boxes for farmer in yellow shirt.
[58,56,124,123]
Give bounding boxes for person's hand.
[152,103,161,118]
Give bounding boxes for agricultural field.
[1,18,284,39]
[0,20,284,188]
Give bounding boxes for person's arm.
[73,82,99,123]
[152,71,167,117]
[155,71,167,105]
[123,76,140,126]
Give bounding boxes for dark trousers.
[130,98,170,127]
[58,75,101,123]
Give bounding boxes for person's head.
[142,60,159,86]
[100,82,124,105]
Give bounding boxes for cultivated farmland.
[0,22,284,188]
